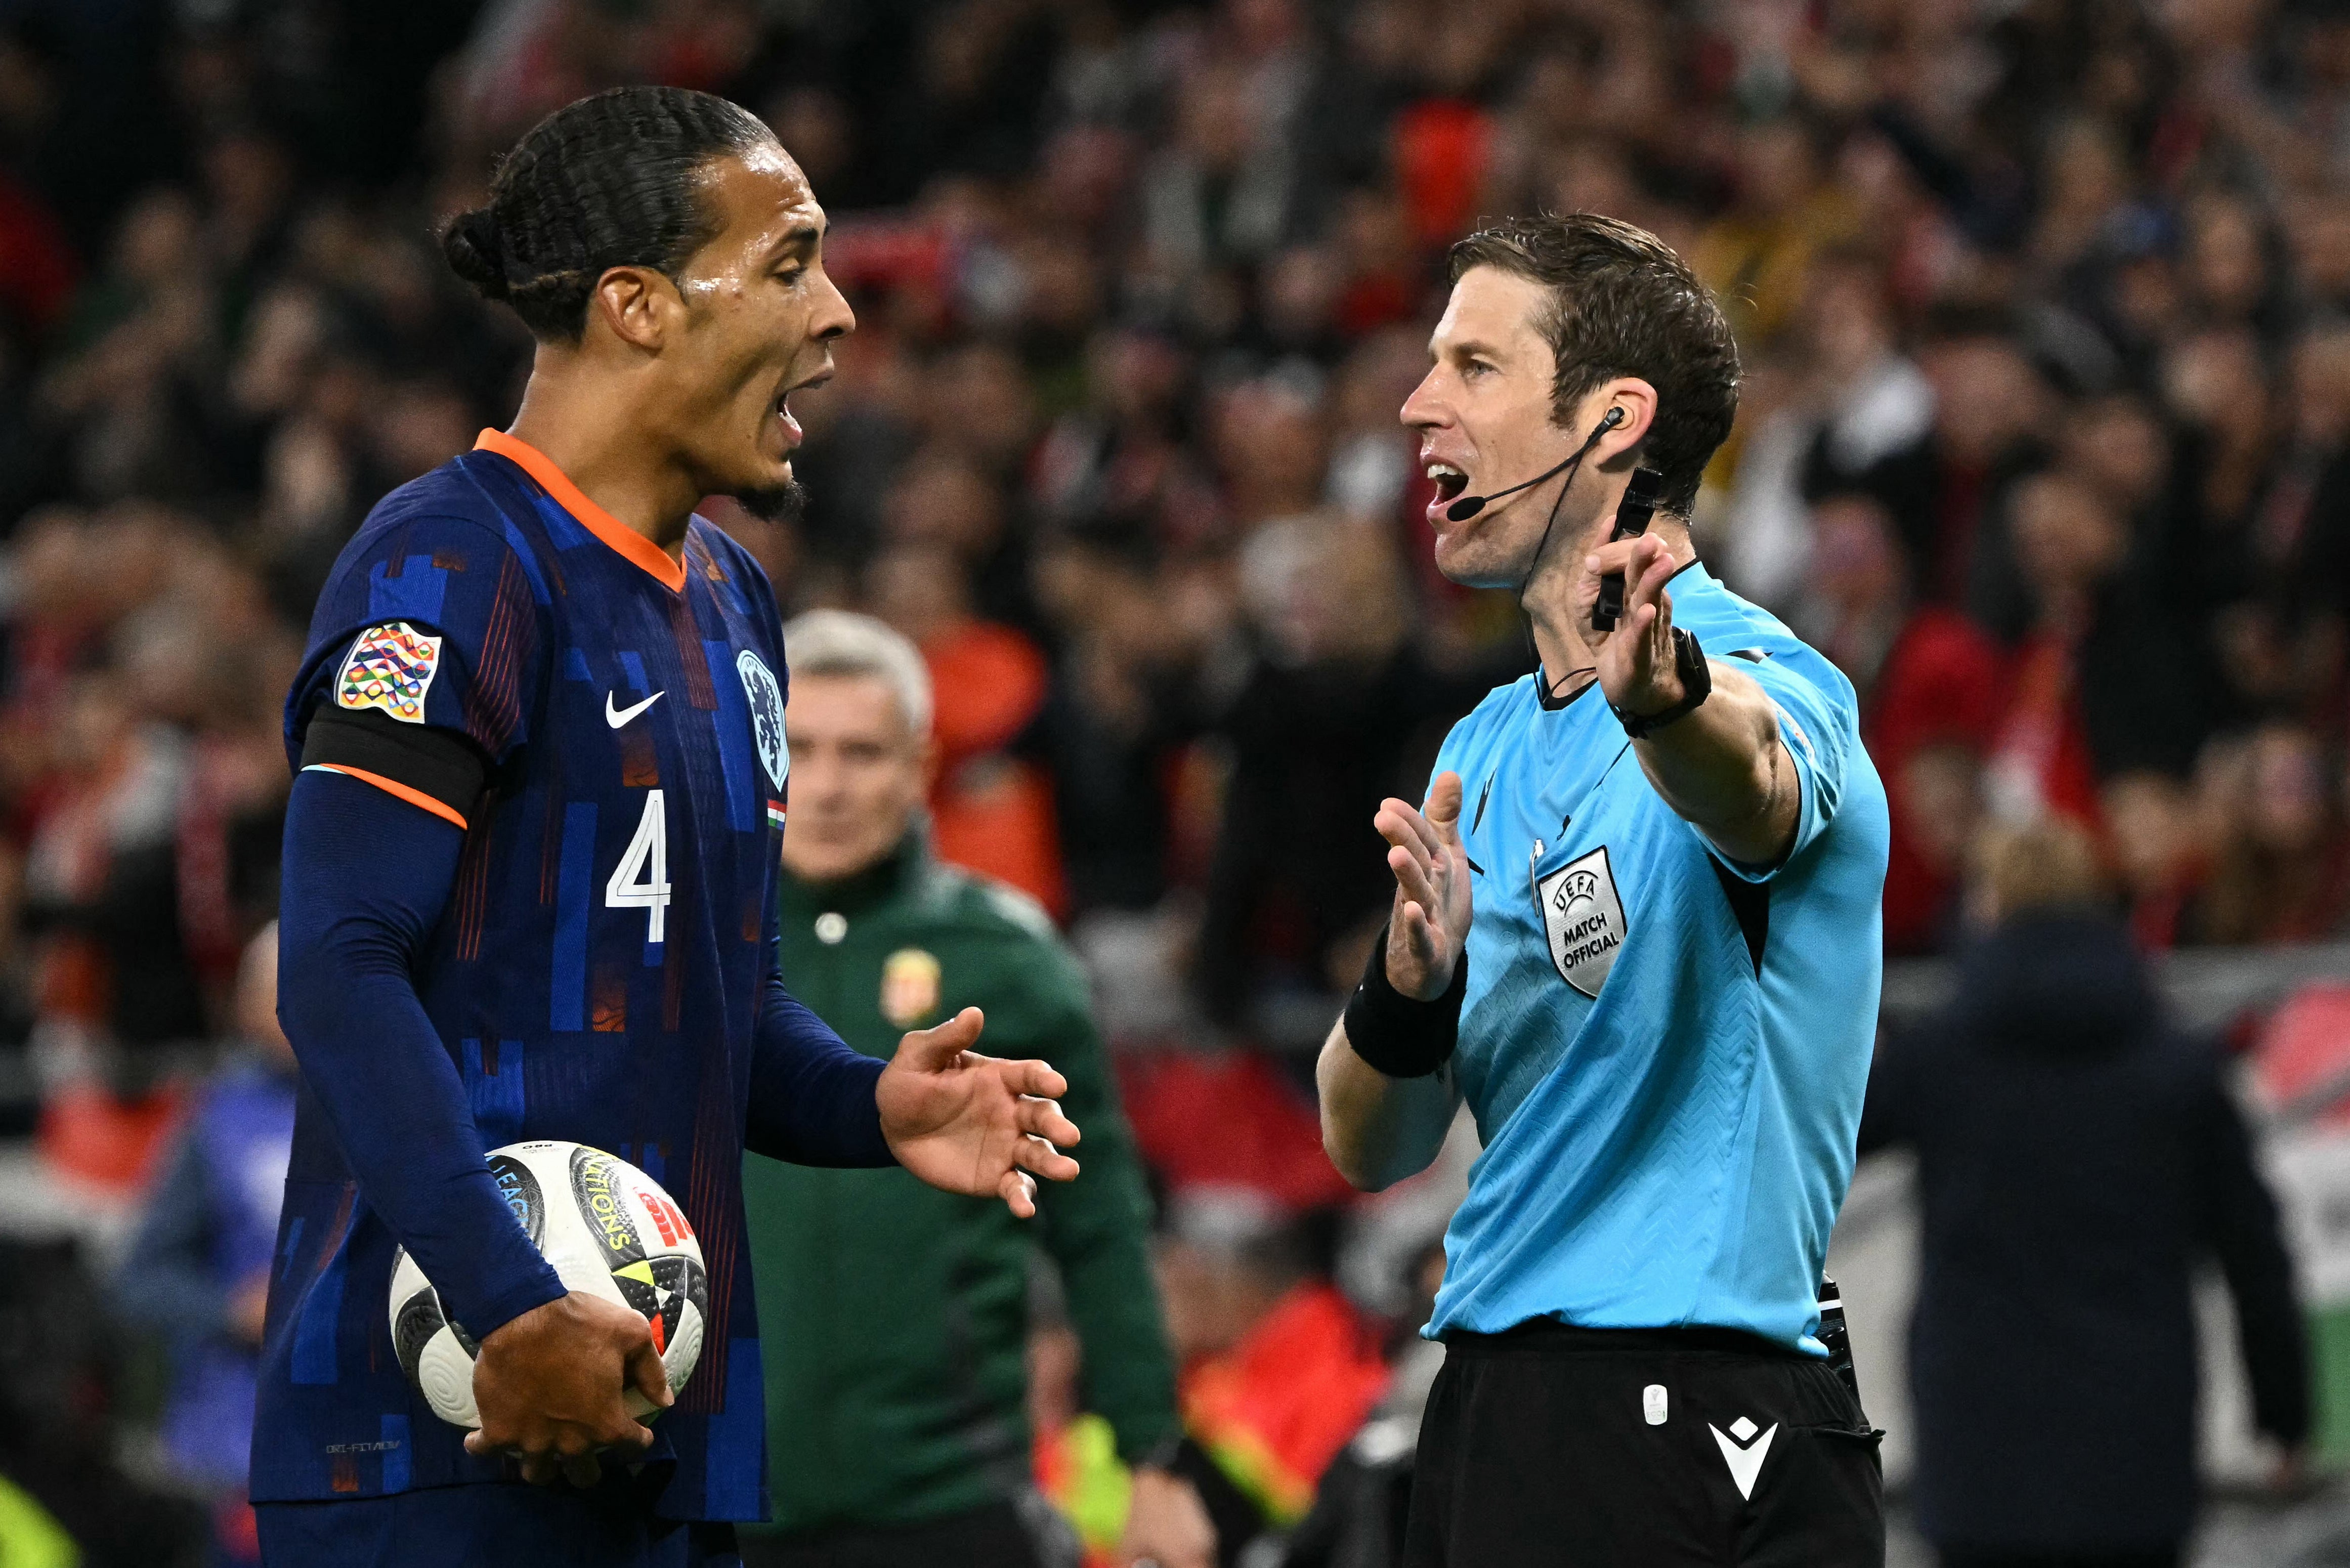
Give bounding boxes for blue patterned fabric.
[256,441,887,1522]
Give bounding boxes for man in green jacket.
[739,610,1214,1568]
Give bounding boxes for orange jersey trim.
[473,428,689,593]
[304,764,469,831]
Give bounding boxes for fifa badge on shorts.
[336,621,443,724]
[880,948,942,1027]
[736,650,790,793]
[1536,844,1627,998]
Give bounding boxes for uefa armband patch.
[336,621,443,724]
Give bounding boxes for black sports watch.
[1611,626,1712,739]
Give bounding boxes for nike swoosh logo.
[1708,1422,1777,1501]
[606,690,665,729]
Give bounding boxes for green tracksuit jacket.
[742,831,1179,1534]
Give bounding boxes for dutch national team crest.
[335,621,442,724]
[1538,845,1628,998]
[736,650,789,793]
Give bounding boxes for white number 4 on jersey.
[607,790,672,943]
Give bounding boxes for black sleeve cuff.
[300,702,489,825]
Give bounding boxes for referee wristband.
[1344,921,1466,1079]
[1611,626,1713,739]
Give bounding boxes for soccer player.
[1317,213,1891,1563]
[256,88,1082,1568]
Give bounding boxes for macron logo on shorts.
[1708,1417,1776,1500]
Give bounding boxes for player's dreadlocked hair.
[441,86,777,342]
[1449,213,1740,517]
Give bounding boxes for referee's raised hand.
[1586,531,1686,718]
[1374,772,1472,999]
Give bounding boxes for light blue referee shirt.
[1426,561,1889,1354]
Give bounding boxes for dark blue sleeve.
[277,767,566,1339]
[745,973,894,1167]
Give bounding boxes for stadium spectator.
[2194,721,2350,944]
[1796,492,2003,954]
[1859,818,2311,1568]
[1155,1191,1388,1568]
[114,924,295,1568]
[1278,1233,1446,1568]
[1196,514,1481,1041]
[1980,470,2208,828]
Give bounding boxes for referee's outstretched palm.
[1375,772,1472,1000]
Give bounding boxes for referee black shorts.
[1403,1321,1884,1567]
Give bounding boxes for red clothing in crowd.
[1117,1049,1361,1213]
[919,619,1069,917]
[1862,608,2006,954]
[1983,632,2105,828]
[1178,1282,1391,1526]
[0,172,77,336]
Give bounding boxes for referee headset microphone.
[1443,404,1627,692]
[1443,403,1623,523]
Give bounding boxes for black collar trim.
[1535,668,1598,711]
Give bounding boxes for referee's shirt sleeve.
[1713,648,1857,882]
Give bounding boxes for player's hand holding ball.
[465,1291,671,1487]
[877,1006,1083,1217]
[1375,771,1473,999]
[391,1142,703,1487]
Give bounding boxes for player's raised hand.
[1587,533,1686,721]
[1374,771,1472,999]
[464,1290,671,1487]
[878,1006,1082,1217]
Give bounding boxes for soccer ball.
[388,1140,708,1430]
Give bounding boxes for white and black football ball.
[388,1140,708,1430]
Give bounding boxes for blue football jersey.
[254,432,800,1519]
[1426,562,1890,1353]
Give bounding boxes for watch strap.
[1611,627,1712,739]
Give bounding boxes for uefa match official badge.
[736,650,790,793]
[336,621,443,724]
[881,948,942,1026]
[1539,845,1628,998]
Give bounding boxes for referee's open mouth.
[1425,460,1470,520]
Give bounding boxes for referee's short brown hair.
[1449,213,1741,517]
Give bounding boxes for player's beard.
[735,478,807,525]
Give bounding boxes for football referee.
[1318,212,1891,1565]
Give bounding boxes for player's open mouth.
[775,370,831,449]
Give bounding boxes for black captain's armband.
[1344,919,1467,1078]
[1611,627,1712,740]
[300,702,490,825]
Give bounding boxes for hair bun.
[441,208,510,300]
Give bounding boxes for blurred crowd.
[4,0,2350,1561]
[7,0,2350,1064]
